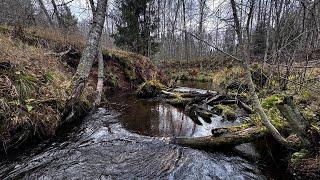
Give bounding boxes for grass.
[102,49,163,89]
[0,26,88,149]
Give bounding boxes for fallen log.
[185,104,213,124]
[166,97,193,107]
[276,96,310,146]
[171,126,267,148]
[173,87,217,95]
[207,95,253,114]
[161,90,215,99]
[161,90,179,99]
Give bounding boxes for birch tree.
[63,0,108,121]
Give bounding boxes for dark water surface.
[0,86,267,179]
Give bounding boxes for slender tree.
[37,0,54,27]
[63,0,108,121]
[230,0,288,146]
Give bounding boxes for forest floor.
[158,58,320,179]
[0,25,160,153]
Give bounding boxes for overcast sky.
[68,0,91,21]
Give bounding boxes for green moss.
[197,73,207,82]
[212,66,245,88]
[302,108,315,120]
[166,97,192,107]
[136,80,165,98]
[43,71,54,83]
[102,49,110,57]
[214,104,237,121]
[291,149,309,164]
[179,73,188,80]
[249,107,288,129]
[261,94,284,109]
[106,73,118,87]
[124,67,136,80]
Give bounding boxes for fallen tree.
[171,125,268,148]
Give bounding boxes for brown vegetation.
[0,26,161,151]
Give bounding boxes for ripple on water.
[0,94,266,179]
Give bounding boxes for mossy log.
[163,90,216,108]
[166,97,193,107]
[207,95,253,114]
[136,80,165,98]
[162,90,215,99]
[171,126,267,148]
[276,96,310,146]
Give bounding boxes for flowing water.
[0,84,268,179]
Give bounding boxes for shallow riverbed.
[0,86,267,179]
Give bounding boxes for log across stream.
[0,84,285,179]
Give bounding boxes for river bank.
[0,91,272,179]
[157,59,320,179]
[0,26,161,153]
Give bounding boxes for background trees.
[0,0,319,89]
[113,0,159,56]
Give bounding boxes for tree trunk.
[93,48,105,108]
[230,0,288,146]
[89,0,97,18]
[198,0,206,57]
[276,96,310,146]
[182,0,188,63]
[37,0,54,27]
[172,126,268,148]
[51,0,65,29]
[63,0,108,122]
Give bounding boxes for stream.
[0,81,268,179]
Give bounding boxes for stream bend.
[0,108,265,179]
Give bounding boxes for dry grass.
[25,27,85,51]
[0,31,73,145]
[102,49,162,89]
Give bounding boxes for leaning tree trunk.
[63,0,108,122]
[276,96,310,146]
[230,0,288,146]
[243,61,288,146]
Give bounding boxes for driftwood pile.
[155,87,308,148]
[158,87,268,147]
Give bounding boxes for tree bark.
[230,0,288,146]
[182,0,188,63]
[63,0,108,121]
[37,0,54,27]
[198,0,206,57]
[93,48,105,108]
[51,0,65,29]
[89,0,97,18]
[276,96,310,146]
[172,126,268,148]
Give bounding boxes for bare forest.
[0,0,319,179]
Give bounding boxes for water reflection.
[110,93,240,138]
[119,98,207,137]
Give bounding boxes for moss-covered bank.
[0,26,161,152]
